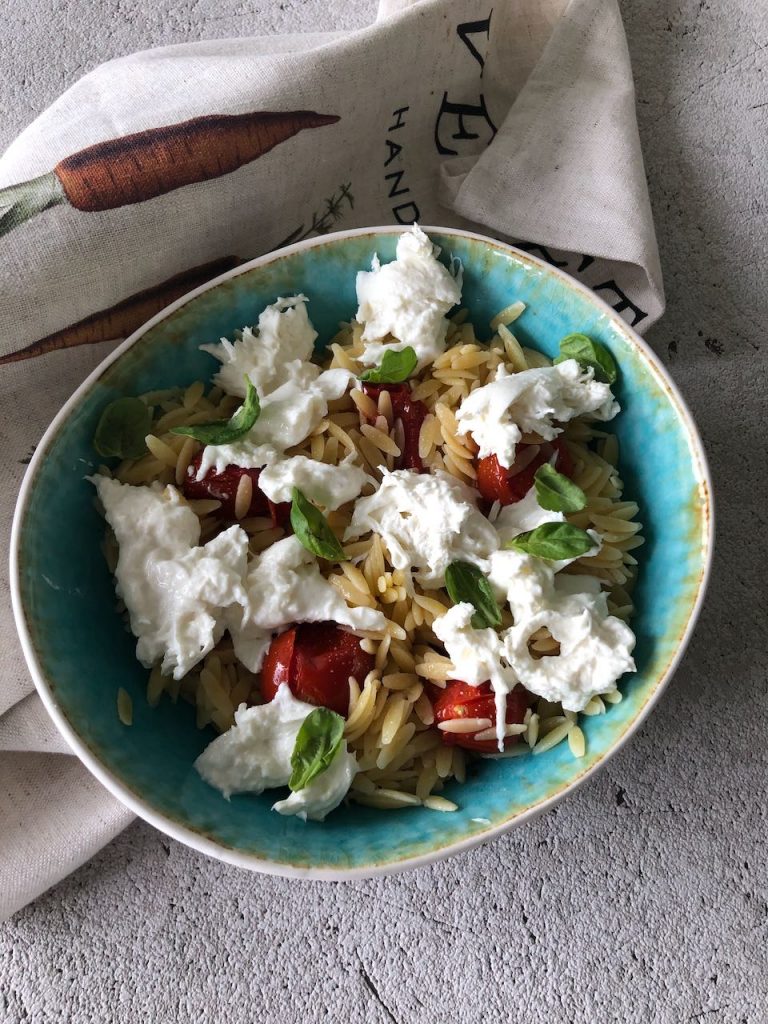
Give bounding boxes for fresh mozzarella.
[195,684,355,820]
[228,536,387,673]
[355,224,462,370]
[195,685,308,796]
[488,548,552,624]
[491,486,600,571]
[92,476,249,680]
[489,549,635,711]
[344,468,498,589]
[433,543,635,742]
[432,603,509,689]
[200,295,318,398]
[492,486,565,543]
[258,453,371,510]
[273,744,357,822]
[455,361,619,468]
[432,603,518,749]
[195,295,352,478]
[193,365,352,479]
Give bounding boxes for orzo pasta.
[90,226,640,821]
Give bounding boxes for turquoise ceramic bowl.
[11,227,712,877]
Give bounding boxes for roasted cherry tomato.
[432,680,529,752]
[361,382,428,472]
[260,622,374,717]
[183,451,290,526]
[475,438,574,506]
[551,437,574,479]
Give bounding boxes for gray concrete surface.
[2,1,767,1021]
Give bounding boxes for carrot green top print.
[0,111,339,238]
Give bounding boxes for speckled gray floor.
[2,2,767,1021]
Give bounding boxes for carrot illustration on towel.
[0,256,244,365]
[0,109,340,238]
[1,181,355,365]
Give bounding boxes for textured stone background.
[2,2,767,1021]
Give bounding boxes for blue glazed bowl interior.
[15,230,710,873]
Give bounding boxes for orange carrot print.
[0,109,340,238]
[1,180,357,365]
[0,256,244,365]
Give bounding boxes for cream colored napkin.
[0,0,662,919]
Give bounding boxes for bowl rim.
[10,224,714,879]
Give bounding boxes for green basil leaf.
[444,560,502,630]
[506,522,596,560]
[93,397,152,459]
[171,377,260,445]
[554,333,618,385]
[289,707,346,792]
[359,346,418,384]
[290,487,348,562]
[534,463,587,513]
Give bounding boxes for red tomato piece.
[476,453,522,505]
[260,622,374,718]
[361,382,428,473]
[182,451,290,526]
[475,439,575,506]
[551,437,574,479]
[432,680,529,752]
[260,627,296,697]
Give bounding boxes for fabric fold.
[445,0,663,325]
[0,753,134,921]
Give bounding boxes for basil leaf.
[444,560,502,630]
[534,463,587,513]
[506,522,596,560]
[554,333,618,385]
[359,346,418,384]
[171,377,260,445]
[289,707,346,792]
[290,487,348,562]
[93,397,152,459]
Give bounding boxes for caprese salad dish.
[92,226,641,820]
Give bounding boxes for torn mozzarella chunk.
[194,365,352,479]
[355,224,462,370]
[195,684,355,820]
[344,468,498,589]
[433,603,509,688]
[489,549,635,711]
[455,360,619,469]
[195,685,307,796]
[488,549,553,624]
[492,486,565,543]
[228,536,387,672]
[258,453,371,511]
[195,294,352,479]
[91,476,249,680]
[200,295,318,398]
[433,603,519,749]
[273,745,357,822]
[492,485,600,572]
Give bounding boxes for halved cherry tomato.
[432,680,529,752]
[260,622,374,717]
[183,451,290,526]
[475,438,574,506]
[361,382,428,472]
